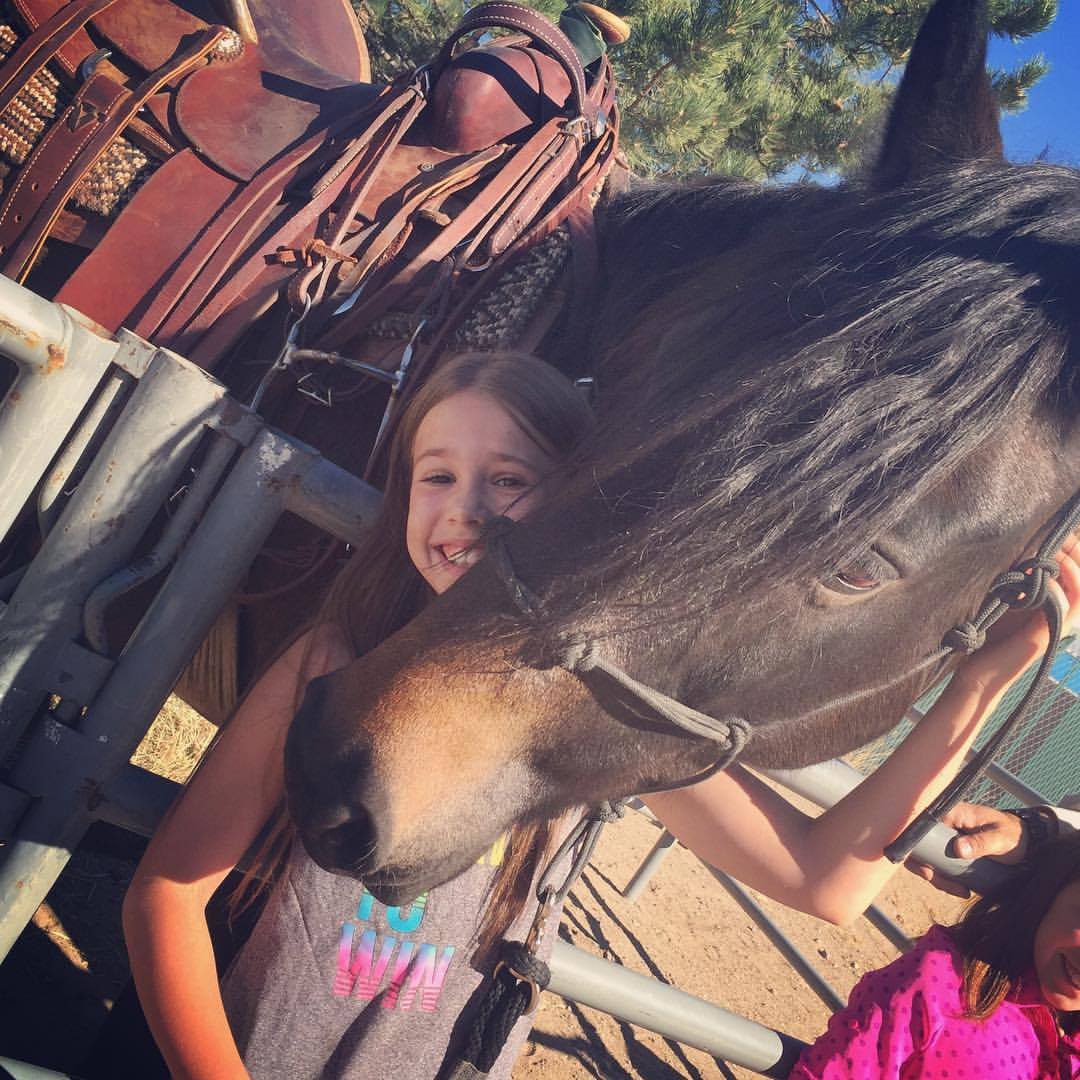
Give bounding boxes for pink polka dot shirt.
[789,925,1080,1079]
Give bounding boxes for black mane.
[522,163,1080,632]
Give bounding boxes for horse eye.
[829,570,881,594]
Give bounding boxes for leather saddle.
[0,0,619,388]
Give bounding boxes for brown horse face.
[284,422,1080,904]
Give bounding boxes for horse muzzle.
[284,675,387,879]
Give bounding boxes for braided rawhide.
[0,18,161,218]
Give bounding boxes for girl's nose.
[449,480,492,524]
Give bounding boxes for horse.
[282,0,1080,907]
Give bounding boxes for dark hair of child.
[952,828,1080,1031]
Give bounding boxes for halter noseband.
[485,518,751,773]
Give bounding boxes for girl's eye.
[493,475,531,489]
[420,471,453,485]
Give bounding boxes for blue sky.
[989,4,1080,166]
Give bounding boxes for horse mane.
[518,162,1080,634]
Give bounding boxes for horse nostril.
[311,807,378,876]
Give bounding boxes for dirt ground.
[0,698,967,1079]
[517,807,966,1080]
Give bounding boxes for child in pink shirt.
[791,832,1080,1079]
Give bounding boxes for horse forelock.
[508,162,1080,644]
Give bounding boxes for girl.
[123,352,595,1080]
[790,830,1080,1078]
[124,349,1080,1079]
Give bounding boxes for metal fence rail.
[0,277,383,957]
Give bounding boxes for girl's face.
[406,389,554,594]
[1033,879,1080,1011]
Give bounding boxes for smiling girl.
[405,388,555,590]
[122,353,594,1080]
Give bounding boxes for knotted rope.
[485,518,751,756]
[885,490,1080,862]
[447,801,625,1078]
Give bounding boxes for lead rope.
[445,802,625,1079]
[884,487,1080,862]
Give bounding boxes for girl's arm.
[122,628,351,1080]
[645,539,1080,925]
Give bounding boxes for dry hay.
[130,694,216,785]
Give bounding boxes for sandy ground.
[0,778,965,1079]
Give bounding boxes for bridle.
[485,485,1080,862]
[447,519,751,1078]
[486,516,750,759]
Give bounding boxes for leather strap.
[314,144,506,323]
[184,88,427,348]
[0,0,120,117]
[413,97,616,376]
[435,2,593,128]
[487,136,579,258]
[55,148,240,331]
[317,114,571,350]
[477,53,613,261]
[11,0,101,77]
[0,71,126,272]
[0,26,228,281]
[283,90,431,311]
[132,84,410,346]
[149,83,425,359]
[286,118,500,317]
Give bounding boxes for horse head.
[285,0,1080,904]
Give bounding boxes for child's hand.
[950,532,1080,697]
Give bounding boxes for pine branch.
[626,57,679,114]
[427,0,453,33]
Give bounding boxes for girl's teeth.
[446,547,482,567]
[1065,955,1080,989]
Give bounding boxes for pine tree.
[352,0,1057,180]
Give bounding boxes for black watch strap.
[1004,805,1060,858]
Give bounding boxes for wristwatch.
[1004,805,1060,859]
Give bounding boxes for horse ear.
[871,0,1003,191]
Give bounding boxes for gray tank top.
[221,832,566,1080]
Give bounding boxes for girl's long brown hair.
[232,351,594,957]
[952,828,1080,1028]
